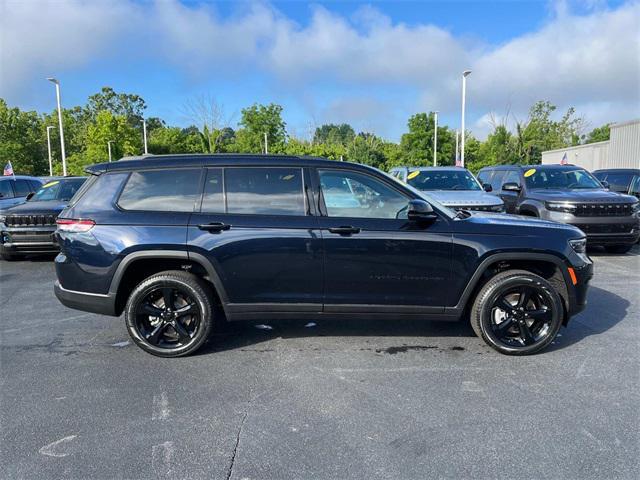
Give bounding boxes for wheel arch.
[450,252,572,323]
[109,250,229,316]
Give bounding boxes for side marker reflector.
[567,267,578,285]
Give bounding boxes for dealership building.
[541,119,640,170]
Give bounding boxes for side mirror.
[26,192,35,201]
[482,183,492,192]
[407,199,437,222]
[502,182,521,192]
[600,180,610,190]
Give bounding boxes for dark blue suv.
[54,155,593,357]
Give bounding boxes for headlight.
[546,202,577,213]
[569,238,587,254]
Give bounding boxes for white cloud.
[1,0,638,139]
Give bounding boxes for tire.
[604,244,632,254]
[470,269,563,355]
[124,270,213,357]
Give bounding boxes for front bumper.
[541,211,640,246]
[0,226,59,254]
[568,261,593,316]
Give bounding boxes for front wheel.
[470,270,563,355]
[604,244,632,254]
[124,271,213,357]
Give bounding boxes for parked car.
[53,154,592,357]
[0,175,44,209]
[592,168,640,196]
[477,164,640,253]
[389,166,505,212]
[0,177,87,260]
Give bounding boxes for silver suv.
[389,166,505,212]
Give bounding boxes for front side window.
[319,169,408,219]
[0,180,14,199]
[118,169,201,212]
[524,168,601,190]
[501,170,520,188]
[14,179,33,197]
[476,171,491,185]
[602,173,633,192]
[489,171,506,191]
[225,167,305,216]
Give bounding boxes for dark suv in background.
[478,164,640,253]
[593,168,640,198]
[54,155,592,357]
[0,177,87,260]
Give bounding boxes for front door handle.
[197,222,231,233]
[328,226,361,235]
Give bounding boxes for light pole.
[46,78,67,176]
[46,126,55,176]
[141,119,148,154]
[264,132,268,154]
[433,111,438,166]
[455,130,460,166]
[107,141,115,162]
[460,70,472,167]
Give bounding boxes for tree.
[397,112,456,167]
[0,99,47,175]
[584,124,610,144]
[346,133,386,168]
[87,87,147,126]
[313,124,356,145]
[235,103,287,153]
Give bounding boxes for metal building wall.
[608,120,640,168]
[541,141,609,170]
[541,119,639,170]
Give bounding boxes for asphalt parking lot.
[1,246,639,480]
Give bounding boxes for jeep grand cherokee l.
[54,155,593,357]
[478,164,640,253]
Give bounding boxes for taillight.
[56,218,95,233]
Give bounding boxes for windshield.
[31,178,86,202]
[378,169,456,218]
[524,168,602,190]
[407,169,482,191]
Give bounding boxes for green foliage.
[313,124,356,145]
[0,92,607,178]
[235,103,286,153]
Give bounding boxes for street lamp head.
[46,77,59,84]
[47,125,55,131]
[463,70,472,77]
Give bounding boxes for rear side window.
[0,180,14,199]
[118,169,201,212]
[225,167,305,216]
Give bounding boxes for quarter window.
[225,167,305,216]
[319,170,408,219]
[118,169,201,212]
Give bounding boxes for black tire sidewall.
[125,274,212,357]
[476,274,563,355]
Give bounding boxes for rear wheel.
[604,244,632,254]
[125,270,213,357]
[470,270,563,355]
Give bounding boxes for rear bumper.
[54,281,117,316]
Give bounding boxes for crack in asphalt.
[226,411,248,480]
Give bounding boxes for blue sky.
[1,0,638,140]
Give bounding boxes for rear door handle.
[197,222,231,233]
[328,226,361,235]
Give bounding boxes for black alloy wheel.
[125,271,213,357]
[470,270,563,355]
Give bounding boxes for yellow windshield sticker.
[524,169,536,178]
[42,181,59,188]
[407,171,420,180]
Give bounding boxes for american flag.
[560,153,568,165]
[3,161,14,177]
